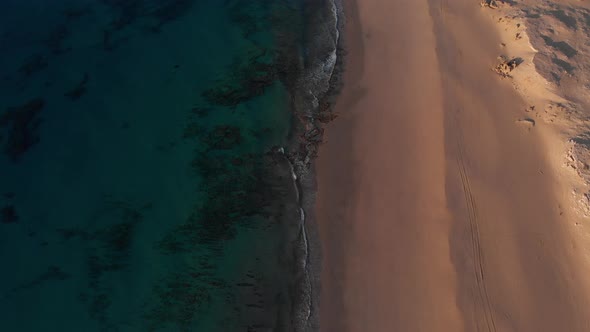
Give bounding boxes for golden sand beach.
[317,0,590,330]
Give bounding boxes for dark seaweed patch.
[154,141,177,152]
[269,5,304,88]
[46,24,70,54]
[63,7,93,20]
[229,10,259,39]
[190,106,211,118]
[102,30,114,51]
[98,0,197,51]
[57,226,90,241]
[101,0,195,32]
[18,54,48,77]
[64,73,90,100]
[88,293,112,322]
[145,267,227,331]
[152,136,284,329]
[151,127,293,328]
[4,266,70,298]
[226,0,273,40]
[96,216,140,253]
[101,0,142,30]
[157,152,269,254]
[145,1,313,329]
[181,122,203,139]
[202,125,242,150]
[151,0,194,29]
[1,205,19,224]
[201,51,277,107]
[0,98,44,161]
[58,198,149,327]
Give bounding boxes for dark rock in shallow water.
[182,122,203,139]
[46,24,70,54]
[18,54,48,77]
[190,106,211,118]
[41,266,70,281]
[204,125,242,150]
[102,29,114,51]
[96,218,139,253]
[152,0,194,27]
[64,73,90,100]
[1,205,18,224]
[4,265,70,299]
[101,0,195,32]
[145,269,219,330]
[88,292,111,322]
[201,52,277,107]
[57,199,148,328]
[0,98,44,160]
[107,0,142,31]
[63,7,93,20]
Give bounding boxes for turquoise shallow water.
[0,0,345,330]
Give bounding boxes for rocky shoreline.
[275,0,345,330]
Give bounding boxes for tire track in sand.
[456,127,497,332]
[434,0,497,329]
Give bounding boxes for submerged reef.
[201,51,278,108]
[94,0,197,51]
[151,16,295,326]
[151,0,194,30]
[151,144,289,330]
[4,266,70,299]
[101,0,196,32]
[46,24,70,55]
[63,7,93,20]
[144,0,341,329]
[0,0,339,330]
[0,98,45,161]
[64,73,90,100]
[18,54,48,77]
[203,125,243,150]
[0,205,19,224]
[145,266,228,330]
[57,198,150,328]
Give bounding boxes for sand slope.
[317,0,590,331]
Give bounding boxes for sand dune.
[317,0,590,331]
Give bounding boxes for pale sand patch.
[317,0,590,331]
[483,0,590,280]
[486,0,590,221]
